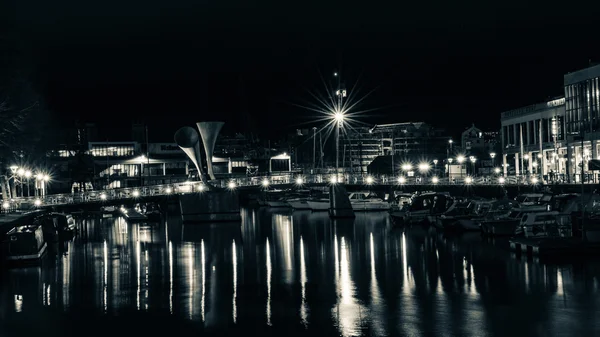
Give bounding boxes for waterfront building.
[461,124,501,175]
[500,96,565,180]
[344,122,448,174]
[501,63,600,182]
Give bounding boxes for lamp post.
[17,168,24,197]
[24,170,31,197]
[433,159,438,176]
[334,72,346,180]
[401,163,412,183]
[469,156,477,177]
[457,155,465,178]
[418,162,431,184]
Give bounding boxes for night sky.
[3,0,600,140]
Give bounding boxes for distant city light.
[34,199,41,206]
[365,176,374,185]
[330,175,338,184]
[498,177,505,184]
[17,168,24,176]
[43,174,50,182]
[431,176,439,184]
[227,181,236,190]
[132,190,140,197]
[100,193,107,200]
[494,167,501,174]
[457,155,466,163]
[397,176,406,184]
[262,178,270,187]
[295,177,304,185]
[401,163,412,171]
[531,177,539,184]
[418,163,431,172]
[198,184,205,192]
[24,170,31,178]
[465,176,473,184]
[2,202,9,209]
[165,187,173,194]
[334,111,344,123]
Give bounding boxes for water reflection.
[1,210,600,336]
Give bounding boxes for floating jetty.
[509,236,600,256]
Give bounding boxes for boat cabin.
[3,225,47,262]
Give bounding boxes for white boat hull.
[306,200,330,211]
[351,201,391,212]
[287,200,310,210]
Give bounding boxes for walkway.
[2,173,536,209]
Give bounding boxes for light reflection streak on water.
[46,284,51,307]
[370,232,386,336]
[188,243,195,321]
[557,268,564,296]
[136,240,141,311]
[201,240,205,322]
[334,235,339,283]
[62,241,72,308]
[266,238,272,326]
[169,241,173,315]
[145,250,149,310]
[525,262,530,292]
[104,240,108,313]
[14,295,22,313]
[402,233,410,294]
[232,239,237,324]
[300,236,308,327]
[333,236,362,337]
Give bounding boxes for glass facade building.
[564,64,600,134]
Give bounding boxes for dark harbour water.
[1,209,600,337]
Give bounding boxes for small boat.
[306,197,330,211]
[287,198,311,210]
[120,206,148,223]
[391,192,453,225]
[2,225,47,264]
[142,203,162,222]
[101,205,118,218]
[35,212,76,242]
[348,192,391,211]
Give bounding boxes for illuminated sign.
[547,98,565,108]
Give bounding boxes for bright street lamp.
[295,177,304,185]
[227,181,237,190]
[132,190,140,197]
[494,167,501,174]
[261,178,270,187]
[365,176,374,185]
[397,176,406,184]
[418,162,431,173]
[401,163,412,171]
[498,177,506,184]
[100,193,107,200]
[465,176,473,184]
[431,176,439,184]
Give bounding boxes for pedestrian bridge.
[1,173,531,210]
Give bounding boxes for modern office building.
[344,122,448,174]
[501,63,600,182]
[500,96,565,179]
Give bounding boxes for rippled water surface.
[1,208,600,337]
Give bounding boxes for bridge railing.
[1,173,546,210]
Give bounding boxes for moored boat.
[348,192,391,211]
[120,206,148,223]
[2,225,47,264]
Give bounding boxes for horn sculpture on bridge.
[174,126,207,183]
[196,121,224,181]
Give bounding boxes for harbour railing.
[0,173,544,210]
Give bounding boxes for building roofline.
[501,96,565,121]
[565,63,600,85]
